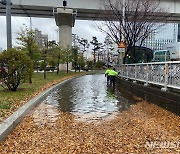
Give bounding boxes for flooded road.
[34,74,132,123]
[0,74,179,153]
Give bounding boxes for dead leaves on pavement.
[0,101,179,153]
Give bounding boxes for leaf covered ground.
[0,72,82,123]
[0,100,179,153]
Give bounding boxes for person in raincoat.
[108,68,119,87]
[105,66,111,85]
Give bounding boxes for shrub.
[0,48,33,91]
[86,60,93,69]
[95,61,103,69]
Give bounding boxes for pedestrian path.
[0,74,179,153]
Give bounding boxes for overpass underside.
[1,5,180,22]
[0,5,103,19]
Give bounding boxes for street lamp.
[122,0,125,41]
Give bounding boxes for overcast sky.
[0,16,106,50]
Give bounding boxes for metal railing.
[118,61,180,91]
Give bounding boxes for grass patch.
[0,71,82,121]
[0,101,12,109]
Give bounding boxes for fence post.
[126,65,129,79]
[161,63,168,91]
[144,64,149,86]
[133,64,137,83]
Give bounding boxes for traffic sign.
[118,41,126,48]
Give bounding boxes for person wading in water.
[108,68,119,87]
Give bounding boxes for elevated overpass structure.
[1,0,180,49]
[1,0,180,21]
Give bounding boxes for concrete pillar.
[55,8,76,70]
[59,25,72,48]
[55,8,75,47]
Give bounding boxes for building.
[41,34,48,47]
[125,46,153,64]
[34,28,48,48]
[142,23,178,51]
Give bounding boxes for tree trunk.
[29,74,32,84]
[44,61,46,79]
[57,63,59,75]
[98,52,99,61]
[67,62,68,73]
[93,50,96,66]
[57,58,60,75]
[44,69,46,79]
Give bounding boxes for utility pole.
[122,0,125,41]
[6,0,12,49]
[118,0,126,65]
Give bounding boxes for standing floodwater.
[34,74,132,123]
[1,75,179,153]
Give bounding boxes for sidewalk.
[0,100,179,153]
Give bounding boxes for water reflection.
[36,74,133,122]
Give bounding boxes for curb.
[0,75,80,143]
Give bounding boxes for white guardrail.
[118,61,180,91]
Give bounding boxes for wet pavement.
[36,74,132,123]
[0,74,180,153]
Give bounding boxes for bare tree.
[96,0,169,63]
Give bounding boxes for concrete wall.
[116,77,180,115]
